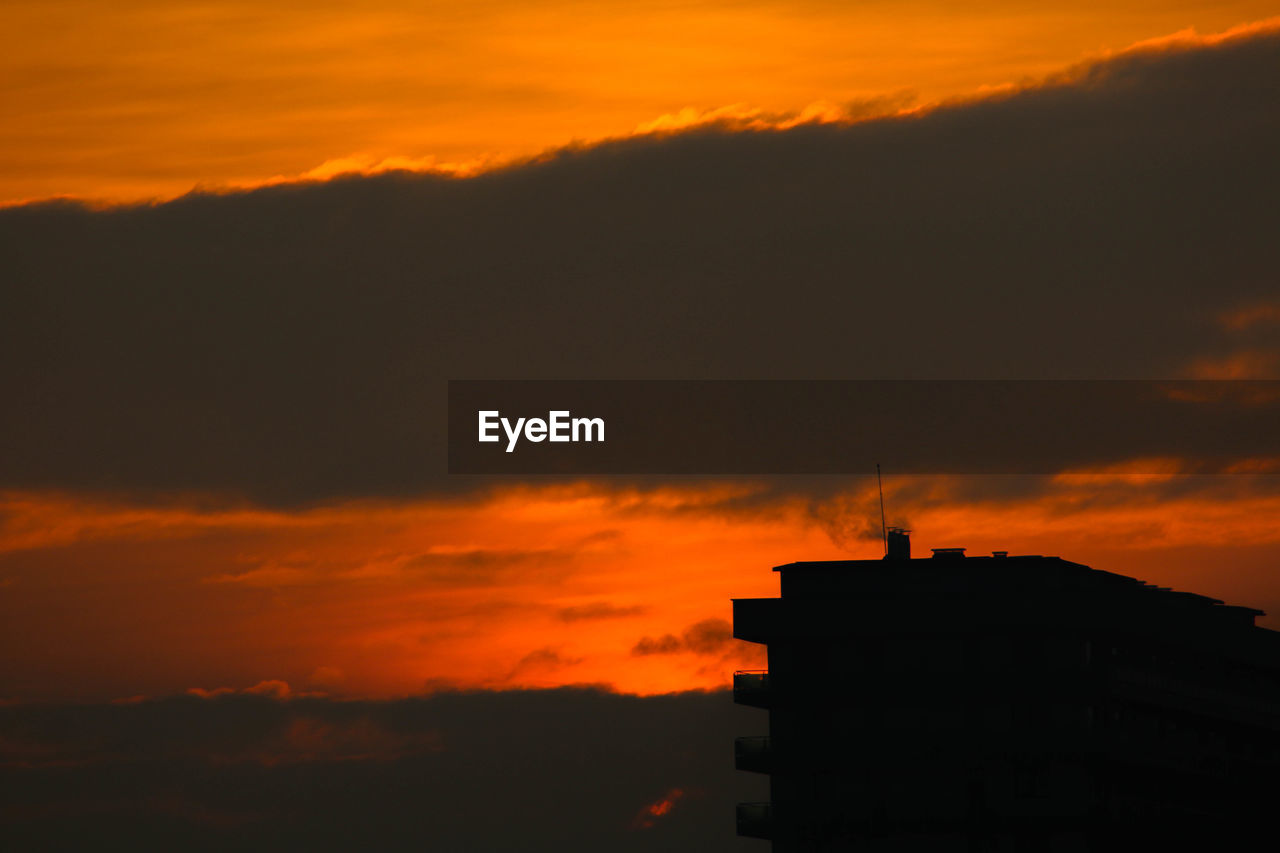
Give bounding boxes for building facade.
[732,532,1280,851]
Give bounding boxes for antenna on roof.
[877,463,887,558]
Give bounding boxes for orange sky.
[4,476,1280,702]
[3,1,1279,204]
[3,3,1279,705]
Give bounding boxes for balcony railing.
[734,735,773,774]
[736,802,773,839]
[733,670,771,708]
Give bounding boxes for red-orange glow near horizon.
[632,787,687,829]
[2,477,1280,703]
[1,3,1278,205]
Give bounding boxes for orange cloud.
[2,475,1280,704]
[3,4,1278,205]
[631,787,688,829]
[187,680,303,700]
[1186,349,1280,379]
[1220,300,1280,331]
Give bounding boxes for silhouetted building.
[732,533,1280,851]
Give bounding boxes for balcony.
[736,802,773,839]
[733,670,771,708]
[735,735,773,774]
[732,597,781,644]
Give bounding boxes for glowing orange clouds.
[1185,298,1280,379]
[0,484,829,701]
[632,787,687,829]
[2,2,1278,204]
[2,476,1279,703]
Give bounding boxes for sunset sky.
[3,2,1280,849]
[1,2,1277,204]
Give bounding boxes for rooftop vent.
[885,527,911,560]
[931,547,966,559]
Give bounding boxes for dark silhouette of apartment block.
[732,530,1280,851]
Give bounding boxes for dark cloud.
[807,491,891,550]
[556,601,647,621]
[507,646,584,677]
[0,688,767,851]
[2,30,1278,503]
[682,619,735,655]
[633,618,734,656]
[400,545,583,587]
[632,634,684,655]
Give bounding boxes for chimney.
[885,527,911,560]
